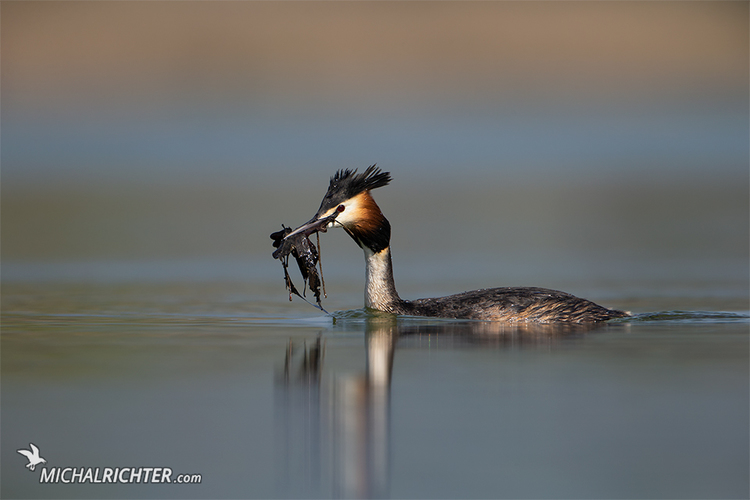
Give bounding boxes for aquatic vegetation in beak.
[270,212,339,313]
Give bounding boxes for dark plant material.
[271,211,339,311]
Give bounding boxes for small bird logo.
[17,443,46,471]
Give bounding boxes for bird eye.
[337,204,345,212]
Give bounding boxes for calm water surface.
[2,265,748,499]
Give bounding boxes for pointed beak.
[271,209,341,260]
[283,210,339,240]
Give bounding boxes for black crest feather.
[331,164,391,196]
[317,164,391,213]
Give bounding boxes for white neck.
[363,246,401,311]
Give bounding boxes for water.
[2,165,748,499]
[2,269,748,499]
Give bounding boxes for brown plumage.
[374,286,629,323]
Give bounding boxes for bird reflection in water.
[275,316,617,498]
[275,315,396,499]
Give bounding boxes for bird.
[277,165,629,323]
[17,443,46,471]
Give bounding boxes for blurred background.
[2,1,748,306]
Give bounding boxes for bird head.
[281,165,392,253]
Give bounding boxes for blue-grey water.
[2,167,748,500]
[2,255,748,499]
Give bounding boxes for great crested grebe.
[276,165,629,323]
